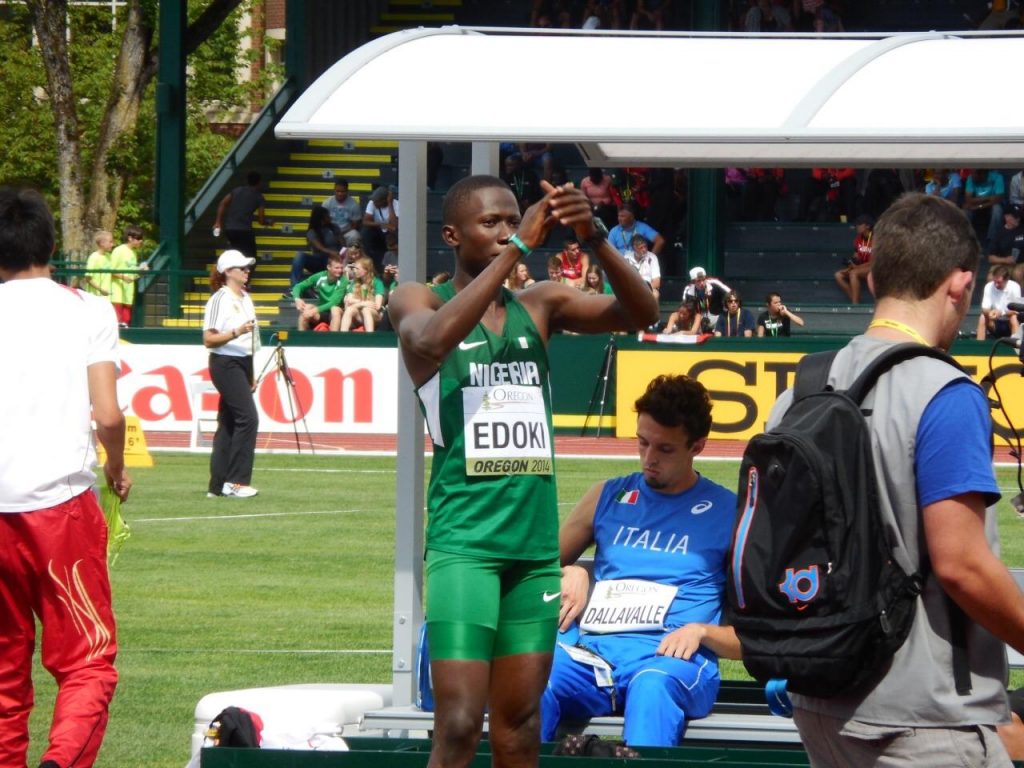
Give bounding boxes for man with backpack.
[737,193,1024,766]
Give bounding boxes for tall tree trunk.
[29,0,245,258]
[27,0,88,260]
[86,0,156,235]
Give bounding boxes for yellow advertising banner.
[615,348,1024,445]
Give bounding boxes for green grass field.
[23,452,1024,766]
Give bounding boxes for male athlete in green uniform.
[388,176,658,768]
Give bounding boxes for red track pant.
[0,491,118,767]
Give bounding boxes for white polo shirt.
[203,286,259,357]
[0,279,119,512]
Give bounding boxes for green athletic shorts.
[425,549,561,661]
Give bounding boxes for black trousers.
[208,353,258,493]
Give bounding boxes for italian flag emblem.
[616,489,640,505]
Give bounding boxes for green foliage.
[0,7,57,193]
[0,0,279,244]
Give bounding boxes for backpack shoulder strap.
[792,350,840,402]
[844,343,964,405]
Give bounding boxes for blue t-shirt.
[714,309,756,337]
[966,172,1005,199]
[608,221,660,254]
[915,379,1000,508]
[591,472,736,630]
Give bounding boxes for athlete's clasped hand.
[517,182,601,252]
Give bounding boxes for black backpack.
[725,343,965,698]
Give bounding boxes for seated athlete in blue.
[542,374,741,747]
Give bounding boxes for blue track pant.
[540,630,720,746]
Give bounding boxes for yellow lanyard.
[867,319,930,346]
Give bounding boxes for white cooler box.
[191,683,392,756]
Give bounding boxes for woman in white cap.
[202,249,260,498]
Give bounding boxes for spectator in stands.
[84,229,114,300]
[581,167,619,228]
[925,168,962,203]
[714,291,756,337]
[546,255,564,283]
[338,256,385,333]
[609,202,665,256]
[581,0,625,29]
[382,231,399,276]
[322,178,362,247]
[110,225,147,327]
[834,214,874,304]
[502,153,543,213]
[757,292,804,337]
[665,298,702,335]
[213,171,271,265]
[557,237,589,289]
[964,169,1005,249]
[292,252,348,331]
[518,143,555,183]
[531,0,573,28]
[744,0,781,31]
[682,267,730,330]
[975,265,1021,341]
[630,0,670,29]
[290,205,342,289]
[812,0,844,32]
[1010,170,1024,209]
[616,168,651,213]
[362,186,399,268]
[799,168,856,222]
[381,239,400,304]
[583,264,613,295]
[626,235,661,301]
[987,205,1024,286]
[541,374,738,747]
[505,261,536,292]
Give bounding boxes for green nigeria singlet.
[417,283,558,561]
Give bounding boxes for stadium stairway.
[165,0,467,328]
[166,139,398,329]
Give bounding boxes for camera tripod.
[581,336,617,438]
[254,333,315,453]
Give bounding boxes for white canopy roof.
[276,27,1024,167]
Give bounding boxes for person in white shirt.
[626,234,661,301]
[203,250,261,498]
[976,264,1022,340]
[0,186,128,768]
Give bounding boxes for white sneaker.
[206,492,220,498]
[222,483,259,498]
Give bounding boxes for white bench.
[191,683,391,757]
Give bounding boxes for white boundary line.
[132,509,355,523]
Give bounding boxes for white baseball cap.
[217,250,255,273]
[689,266,707,280]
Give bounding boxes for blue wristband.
[508,233,533,257]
